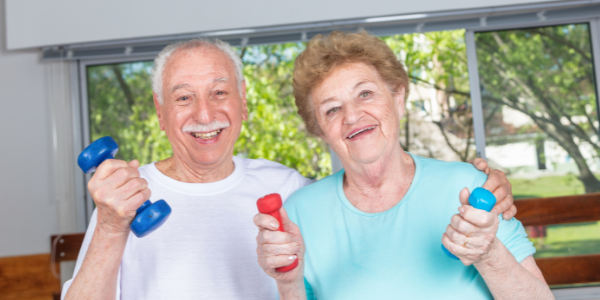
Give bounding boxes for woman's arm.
[442,188,554,300]
[475,244,553,300]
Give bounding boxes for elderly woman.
[254,31,553,299]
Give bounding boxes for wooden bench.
[50,233,85,300]
[47,194,600,296]
[514,193,600,285]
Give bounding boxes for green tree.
[384,30,477,162]
[384,25,599,193]
[476,24,600,193]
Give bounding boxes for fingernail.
[270,222,278,229]
[458,207,465,214]
[289,255,297,260]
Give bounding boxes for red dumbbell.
[256,193,299,272]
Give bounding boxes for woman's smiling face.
[311,62,405,166]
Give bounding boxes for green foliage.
[87,62,172,164]
[236,43,331,179]
[383,31,477,161]
[476,24,598,140]
[475,24,600,192]
[87,44,331,179]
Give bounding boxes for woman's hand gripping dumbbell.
[254,194,304,285]
[442,187,498,264]
[78,136,171,238]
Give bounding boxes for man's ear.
[153,92,165,131]
[240,80,249,121]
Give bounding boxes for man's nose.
[192,97,216,123]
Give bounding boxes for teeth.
[348,126,376,139]
[192,129,221,139]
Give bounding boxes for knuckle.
[253,214,261,226]
[265,257,276,269]
[114,168,129,179]
[133,191,148,203]
[131,178,146,189]
[499,186,508,197]
[256,233,265,245]
[482,214,494,226]
[262,230,273,242]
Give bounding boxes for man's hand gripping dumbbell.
[79,136,171,237]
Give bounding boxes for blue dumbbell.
[443,187,496,260]
[78,136,172,238]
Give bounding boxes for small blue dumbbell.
[78,136,172,238]
[443,187,496,260]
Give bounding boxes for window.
[475,24,600,258]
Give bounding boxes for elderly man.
[63,39,516,299]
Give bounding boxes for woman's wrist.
[473,237,507,271]
[277,279,306,300]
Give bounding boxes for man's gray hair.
[152,39,244,104]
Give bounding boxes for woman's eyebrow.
[319,97,337,106]
[353,80,373,89]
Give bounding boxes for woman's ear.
[394,86,406,118]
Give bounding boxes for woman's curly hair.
[293,30,410,135]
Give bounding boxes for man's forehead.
[163,48,235,82]
[170,77,229,93]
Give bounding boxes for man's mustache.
[182,121,231,132]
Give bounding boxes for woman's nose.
[343,103,362,125]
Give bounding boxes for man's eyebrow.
[170,83,190,93]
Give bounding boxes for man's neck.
[155,155,235,183]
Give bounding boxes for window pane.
[87,43,331,180]
[475,24,600,258]
[384,30,477,162]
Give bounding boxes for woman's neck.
[342,145,415,213]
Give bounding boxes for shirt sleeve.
[305,277,317,300]
[496,217,536,263]
[282,171,314,202]
[61,208,122,299]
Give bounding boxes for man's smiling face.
[154,46,248,168]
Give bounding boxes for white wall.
[5,0,562,50]
[0,0,81,257]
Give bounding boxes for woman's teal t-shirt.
[284,153,535,300]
